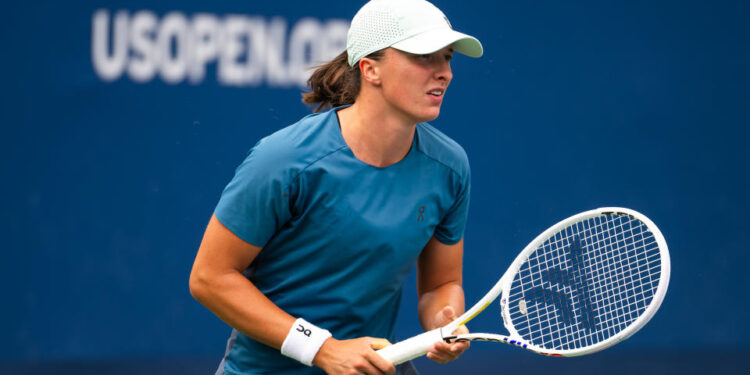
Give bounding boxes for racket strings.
[506,214,662,351]
[568,215,656,345]
[577,216,659,342]
[515,254,660,325]
[552,215,657,346]
[516,217,618,348]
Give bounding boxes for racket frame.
[376,207,670,363]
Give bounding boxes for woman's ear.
[359,57,382,86]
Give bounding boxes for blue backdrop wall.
[2,0,748,373]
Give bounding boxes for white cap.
[346,0,484,66]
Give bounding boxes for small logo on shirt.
[417,206,425,222]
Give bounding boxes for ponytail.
[302,50,383,113]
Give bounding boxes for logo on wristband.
[297,323,312,337]
[282,318,332,366]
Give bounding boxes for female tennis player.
[189,1,483,374]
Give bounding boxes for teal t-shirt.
[214,107,470,374]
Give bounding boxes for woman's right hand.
[313,337,395,375]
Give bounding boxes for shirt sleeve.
[433,166,471,245]
[214,140,296,247]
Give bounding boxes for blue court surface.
[2,351,746,375]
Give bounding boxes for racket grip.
[376,328,443,365]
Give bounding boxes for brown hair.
[302,50,384,113]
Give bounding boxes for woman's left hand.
[425,306,470,364]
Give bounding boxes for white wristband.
[280,318,332,366]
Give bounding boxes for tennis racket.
[377,207,670,364]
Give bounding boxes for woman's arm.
[416,236,470,364]
[189,214,394,375]
[189,214,293,348]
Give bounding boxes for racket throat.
[440,325,465,343]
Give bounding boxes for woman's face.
[375,47,454,124]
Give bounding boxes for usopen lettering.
[91,9,349,87]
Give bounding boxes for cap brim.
[390,27,483,58]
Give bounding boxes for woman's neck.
[336,99,416,168]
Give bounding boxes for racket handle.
[376,328,443,365]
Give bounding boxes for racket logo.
[417,206,425,222]
[525,236,597,330]
[296,324,312,337]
